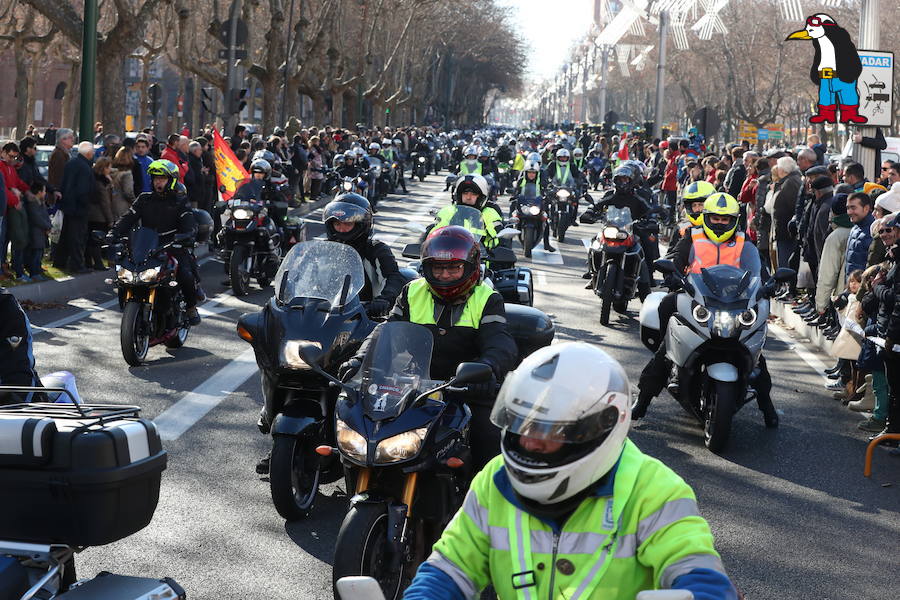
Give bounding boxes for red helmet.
[421,226,481,303]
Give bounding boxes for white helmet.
[464,145,477,158]
[491,342,631,505]
[572,147,584,158]
[354,146,365,157]
[523,159,541,172]
[527,151,542,165]
[556,148,570,160]
[369,142,381,152]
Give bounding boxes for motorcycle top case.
[0,403,166,547]
[57,573,186,599]
[505,304,555,360]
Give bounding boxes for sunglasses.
[805,16,834,27]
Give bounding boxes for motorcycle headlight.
[342,181,353,191]
[498,167,507,173]
[117,267,135,282]
[739,308,757,327]
[418,157,426,163]
[375,427,428,463]
[528,205,541,216]
[259,207,268,218]
[711,311,737,338]
[603,226,620,240]
[233,208,252,220]
[591,239,602,250]
[138,267,161,282]
[279,340,321,370]
[557,189,570,198]
[692,304,710,324]
[336,419,367,462]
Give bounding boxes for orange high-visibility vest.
[689,228,745,274]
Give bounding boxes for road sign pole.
[597,45,609,126]
[652,11,668,140]
[224,0,242,135]
[78,0,98,142]
[851,0,879,181]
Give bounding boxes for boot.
[849,375,876,412]
[631,391,654,420]
[186,307,201,326]
[256,450,271,474]
[809,104,837,124]
[839,104,868,124]
[759,401,779,428]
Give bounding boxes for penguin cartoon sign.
[786,14,867,125]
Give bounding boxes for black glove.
[663,273,682,291]
[787,217,799,239]
[464,372,497,400]
[365,299,391,318]
[338,358,361,382]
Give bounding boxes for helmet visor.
[422,229,477,264]
[491,393,622,445]
[323,201,370,225]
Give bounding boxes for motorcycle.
[496,161,511,194]
[587,207,649,326]
[0,387,185,599]
[219,196,284,296]
[511,194,546,259]
[329,322,493,599]
[410,152,428,181]
[236,241,378,520]
[639,259,794,452]
[548,185,579,243]
[107,227,194,366]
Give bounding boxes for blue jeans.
[818,77,859,106]
[775,239,796,270]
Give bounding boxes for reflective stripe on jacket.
[689,228,745,274]
[407,279,492,329]
[425,440,726,600]
[434,205,502,248]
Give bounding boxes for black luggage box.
[505,304,555,362]
[0,400,167,547]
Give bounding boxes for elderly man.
[48,128,74,198]
[57,142,96,274]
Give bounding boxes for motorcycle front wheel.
[229,244,252,297]
[120,301,150,366]
[523,227,536,258]
[270,435,320,520]
[557,211,569,243]
[704,379,737,453]
[164,292,191,348]
[598,263,616,326]
[332,503,413,600]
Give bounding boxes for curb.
[771,298,834,355]
[10,198,329,306]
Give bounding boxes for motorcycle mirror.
[335,576,386,600]
[295,341,324,366]
[402,243,421,259]
[174,232,193,243]
[653,258,677,275]
[497,227,520,239]
[773,267,796,283]
[405,221,427,234]
[428,208,438,217]
[450,362,494,386]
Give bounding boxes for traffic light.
[147,83,161,117]
[228,88,248,114]
[201,87,215,114]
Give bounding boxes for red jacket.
[0,161,29,208]
[160,147,188,183]
[661,151,679,192]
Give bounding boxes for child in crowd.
[23,181,51,281]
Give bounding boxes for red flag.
[212,128,249,201]
[617,132,629,161]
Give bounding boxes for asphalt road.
[26,175,900,600]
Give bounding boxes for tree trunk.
[191,78,201,135]
[311,94,325,125]
[331,91,344,128]
[96,48,127,135]
[371,99,384,128]
[261,75,279,135]
[14,43,30,136]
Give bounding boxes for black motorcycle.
[236,241,377,520]
[329,322,490,599]
[587,206,649,325]
[108,227,193,366]
[513,194,547,259]
[220,196,283,296]
[548,185,579,243]
[410,152,428,181]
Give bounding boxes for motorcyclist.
[671,180,716,247]
[403,342,739,600]
[382,138,408,193]
[456,146,482,176]
[587,148,607,190]
[336,152,363,179]
[510,160,554,252]
[476,148,496,179]
[494,138,514,165]
[111,159,201,325]
[0,287,40,404]
[545,148,584,227]
[432,174,503,249]
[234,158,288,229]
[341,225,517,470]
[632,193,779,427]
[572,146,586,175]
[413,135,433,173]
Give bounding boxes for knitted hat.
[811,175,834,191]
[875,182,900,215]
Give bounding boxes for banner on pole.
[212,128,249,201]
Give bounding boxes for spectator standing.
[42,124,58,146]
[22,181,50,281]
[771,156,803,270]
[85,157,114,271]
[307,136,324,200]
[845,192,876,279]
[185,141,205,209]
[1,143,30,279]
[290,134,308,203]
[48,128,74,195]
[807,134,827,165]
[196,137,216,214]
[661,147,679,218]
[57,142,96,274]
[810,177,837,263]
[132,136,153,196]
[110,148,136,220]
[160,134,189,183]
[17,137,51,194]
[814,196,852,317]
[724,147,746,197]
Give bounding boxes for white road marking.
[768,321,833,384]
[372,233,399,246]
[581,237,593,249]
[530,245,564,265]
[153,347,258,440]
[36,298,120,332]
[535,271,548,287]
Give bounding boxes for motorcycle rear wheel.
[120,301,149,366]
[229,245,252,297]
[704,380,736,453]
[270,436,320,520]
[332,503,413,600]
[164,292,190,348]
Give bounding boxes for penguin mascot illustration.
[786,13,867,124]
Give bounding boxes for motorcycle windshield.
[129,227,160,263]
[446,205,485,234]
[605,206,633,228]
[359,322,435,419]
[274,240,365,305]
[689,264,758,307]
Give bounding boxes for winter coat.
[109,168,135,219]
[24,194,51,249]
[87,173,114,225]
[661,151,679,191]
[17,154,52,193]
[0,161,29,209]
[7,203,28,250]
[772,170,802,241]
[160,146,189,183]
[48,146,69,190]
[185,153,205,207]
[725,163,746,198]
[59,154,95,218]
[811,192,835,260]
[846,213,876,278]
[754,171,771,250]
[874,262,898,338]
[815,220,851,312]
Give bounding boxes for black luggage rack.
[0,385,141,426]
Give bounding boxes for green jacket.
[434,205,502,248]
[426,440,727,599]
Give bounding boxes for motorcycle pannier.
[505,304,555,361]
[0,402,166,547]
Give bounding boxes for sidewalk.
[8,197,330,305]
[770,297,834,355]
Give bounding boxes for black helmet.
[612,165,634,193]
[453,174,489,210]
[192,208,213,244]
[323,193,373,243]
